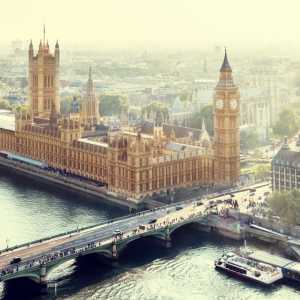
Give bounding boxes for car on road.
[139,225,146,230]
[10,257,21,265]
[113,229,122,235]
[209,203,217,209]
[148,219,157,224]
[176,206,183,211]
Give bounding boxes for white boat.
[215,251,283,286]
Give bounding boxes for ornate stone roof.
[220,48,232,72]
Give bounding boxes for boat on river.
[215,250,283,286]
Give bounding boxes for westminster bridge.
[0,198,218,286]
[0,182,272,288]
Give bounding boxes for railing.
[0,180,269,255]
[0,204,208,280]
[0,198,192,255]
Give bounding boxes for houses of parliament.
[0,34,240,203]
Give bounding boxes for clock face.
[230,99,238,110]
[216,100,224,109]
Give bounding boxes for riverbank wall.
[0,157,144,211]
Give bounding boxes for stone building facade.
[28,37,60,118]
[0,39,240,203]
[272,137,300,191]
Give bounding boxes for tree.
[60,96,76,114]
[100,95,128,116]
[188,105,213,135]
[141,102,169,123]
[273,109,300,138]
[268,190,300,225]
[0,99,11,110]
[179,93,191,103]
[13,104,28,113]
[240,129,259,150]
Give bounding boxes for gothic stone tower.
[81,67,100,129]
[214,50,240,185]
[28,28,60,119]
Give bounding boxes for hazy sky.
[2,0,300,51]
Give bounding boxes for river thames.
[0,169,300,300]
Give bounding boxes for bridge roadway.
[0,182,270,285]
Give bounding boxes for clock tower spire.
[214,49,240,185]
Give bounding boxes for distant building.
[191,79,216,111]
[272,136,300,191]
[240,86,271,142]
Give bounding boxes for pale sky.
[2,0,300,51]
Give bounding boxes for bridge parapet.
[0,182,271,285]
[0,200,209,284]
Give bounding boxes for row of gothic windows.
[44,75,54,88]
[32,75,54,88]
[43,97,52,110]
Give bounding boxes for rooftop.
[165,142,203,152]
[220,49,232,72]
[272,140,300,167]
[78,138,108,148]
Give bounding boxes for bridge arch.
[45,247,114,276]
[169,220,202,236]
[117,231,167,255]
[2,271,41,283]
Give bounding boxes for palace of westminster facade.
[0,36,240,203]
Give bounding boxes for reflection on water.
[0,169,300,300]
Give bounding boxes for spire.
[28,40,34,59]
[86,67,95,98]
[282,136,290,150]
[55,40,59,48]
[29,40,33,55]
[43,24,46,46]
[220,48,231,72]
[216,48,235,89]
[89,67,92,81]
[200,118,210,146]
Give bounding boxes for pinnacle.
[220,48,232,72]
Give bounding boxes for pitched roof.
[273,148,300,167]
[220,48,232,72]
[140,121,204,140]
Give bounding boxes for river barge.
[215,251,283,286]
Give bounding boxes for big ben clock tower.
[213,49,240,185]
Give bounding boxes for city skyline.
[2,3,300,299]
[2,0,300,53]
